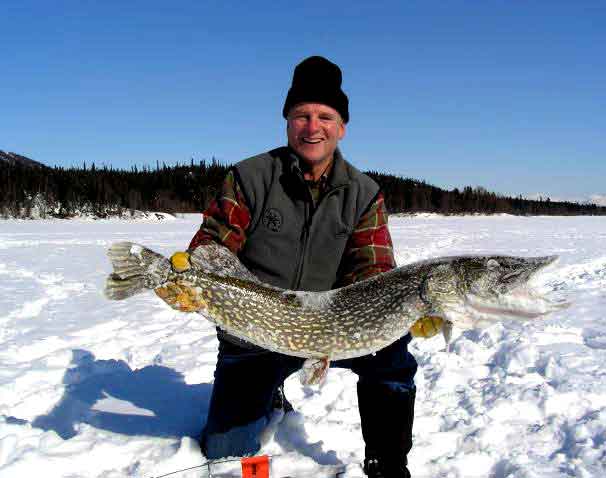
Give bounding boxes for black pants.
[201,334,418,460]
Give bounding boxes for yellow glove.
[155,251,209,312]
[170,251,191,272]
[410,315,445,339]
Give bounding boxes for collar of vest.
[285,147,351,190]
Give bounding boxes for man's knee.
[350,335,418,384]
[202,339,301,459]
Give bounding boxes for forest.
[2,150,605,218]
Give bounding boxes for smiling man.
[286,101,345,179]
[187,56,418,478]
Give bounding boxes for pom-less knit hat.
[282,56,349,123]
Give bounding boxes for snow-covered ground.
[1,214,605,478]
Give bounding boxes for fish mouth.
[464,256,568,325]
[465,285,571,326]
[465,288,569,323]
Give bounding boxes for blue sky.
[2,1,605,202]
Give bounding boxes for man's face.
[286,103,346,166]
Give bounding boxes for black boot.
[271,383,294,413]
[358,381,415,478]
[363,456,411,478]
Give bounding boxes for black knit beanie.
[282,56,349,123]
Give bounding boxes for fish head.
[422,255,565,330]
[456,255,558,297]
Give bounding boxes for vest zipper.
[292,184,347,290]
[293,195,311,289]
[315,184,347,210]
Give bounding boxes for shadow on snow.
[29,349,344,467]
[32,349,212,440]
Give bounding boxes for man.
[183,56,419,478]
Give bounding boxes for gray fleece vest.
[235,147,379,292]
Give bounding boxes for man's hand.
[170,251,191,272]
[154,251,211,312]
[410,316,445,339]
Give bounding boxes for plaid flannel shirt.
[189,170,396,286]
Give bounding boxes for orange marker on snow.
[241,455,270,478]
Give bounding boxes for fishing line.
[147,454,280,478]
[146,453,347,478]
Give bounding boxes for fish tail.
[104,242,170,300]
[105,274,147,300]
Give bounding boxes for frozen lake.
[1,214,605,477]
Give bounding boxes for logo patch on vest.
[262,208,283,232]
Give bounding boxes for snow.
[1,214,606,477]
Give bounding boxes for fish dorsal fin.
[190,244,260,282]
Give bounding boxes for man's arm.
[189,170,251,254]
[337,191,396,286]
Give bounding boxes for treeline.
[2,154,605,218]
[1,157,229,218]
[367,172,606,216]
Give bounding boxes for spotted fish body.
[105,242,566,364]
[161,263,427,361]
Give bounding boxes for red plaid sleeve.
[337,192,396,286]
[188,170,251,254]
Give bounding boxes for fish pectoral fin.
[410,315,445,339]
[300,357,330,386]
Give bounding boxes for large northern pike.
[104,242,566,383]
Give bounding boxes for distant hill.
[0,150,49,169]
[2,149,606,218]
